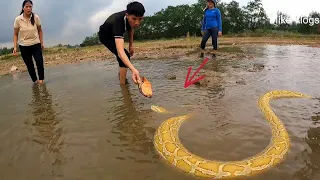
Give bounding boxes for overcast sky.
[1,0,319,48]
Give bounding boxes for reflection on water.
[28,84,65,163]
[293,98,320,180]
[0,44,319,180]
[111,84,156,161]
[28,84,65,176]
[293,126,320,180]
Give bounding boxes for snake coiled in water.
[151,90,311,179]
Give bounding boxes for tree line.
[0,47,14,56]
[1,0,319,55]
[79,0,319,46]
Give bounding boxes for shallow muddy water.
[0,44,320,180]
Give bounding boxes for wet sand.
[1,36,319,77]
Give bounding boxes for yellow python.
[151,90,311,179]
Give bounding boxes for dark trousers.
[200,27,219,50]
[98,32,130,68]
[19,43,44,82]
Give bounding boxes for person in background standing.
[200,0,222,57]
[13,0,45,84]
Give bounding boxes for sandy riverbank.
[0,36,319,77]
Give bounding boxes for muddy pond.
[0,44,319,180]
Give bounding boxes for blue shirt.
[201,7,222,32]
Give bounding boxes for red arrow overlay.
[184,57,209,88]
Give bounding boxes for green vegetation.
[0,47,16,61]
[0,47,14,56]
[79,0,319,46]
[1,0,319,56]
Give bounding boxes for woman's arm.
[13,28,19,49]
[35,14,44,48]
[201,10,207,31]
[13,18,19,55]
[217,9,222,33]
[37,25,44,45]
[201,18,205,31]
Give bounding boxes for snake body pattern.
[151,90,311,179]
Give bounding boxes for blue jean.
[200,27,219,50]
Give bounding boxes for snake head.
[151,105,169,113]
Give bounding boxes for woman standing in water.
[13,0,45,84]
[200,0,222,55]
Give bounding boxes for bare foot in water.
[38,80,44,84]
[34,80,39,84]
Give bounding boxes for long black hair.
[20,0,35,26]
